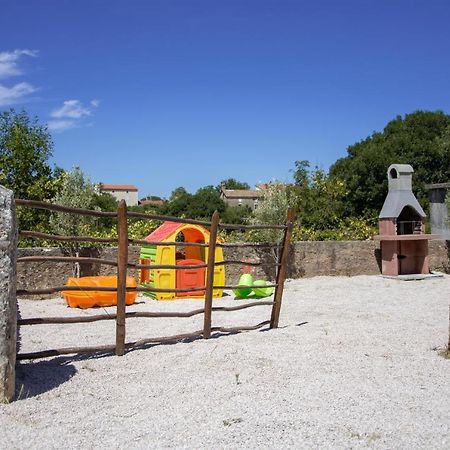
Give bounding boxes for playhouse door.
[176,259,205,297]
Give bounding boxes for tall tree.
[0,109,59,231]
[159,186,193,217]
[188,186,226,219]
[50,167,97,276]
[217,178,250,191]
[290,161,347,229]
[249,183,291,243]
[330,111,450,216]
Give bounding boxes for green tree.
[330,111,450,216]
[0,109,59,231]
[159,186,193,217]
[290,161,347,230]
[188,186,226,219]
[249,183,292,243]
[50,167,97,276]
[216,178,250,191]
[222,205,252,225]
[92,192,118,230]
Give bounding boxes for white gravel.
[1,275,449,449]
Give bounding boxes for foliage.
[92,192,118,230]
[159,185,226,220]
[221,205,252,225]
[127,219,161,240]
[49,167,97,251]
[0,109,60,231]
[329,111,450,216]
[158,186,192,217]
[292,215,378,241]
[247,183,292,243]
[188,185,226,219]
[290,160,348,229]
[216,178,250,191]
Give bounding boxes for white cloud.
[51,99,99,119]
[0,49,38,106]
[47,119,76,131]
[0,82,37,106]
[48,99,99,132]
[0,49,38,79]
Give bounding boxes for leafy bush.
[292,216,378,241]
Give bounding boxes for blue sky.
[1,0,450,199]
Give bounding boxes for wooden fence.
[15,199,295,360]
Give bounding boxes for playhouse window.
[175,232,186,260]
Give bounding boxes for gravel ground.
[1,275,449,449]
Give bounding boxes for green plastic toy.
[232,273,253,298]
[252,279,274,298]
[232,274,274,299]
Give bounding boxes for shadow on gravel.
[15,358,77,400]
[14,322,305,400]
[14,351,118,400]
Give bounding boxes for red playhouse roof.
[145,222,182,242]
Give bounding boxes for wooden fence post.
[203,210,220,339]
[270,207,296,329]
[116,200,128,356]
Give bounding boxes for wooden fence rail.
[17,256,274,270]
[15,197,295,360]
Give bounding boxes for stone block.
[0,186,17,403]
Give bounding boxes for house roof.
[220,188,264,199]
[139,199,166,206]
[99,183,138,191]
[145,221,210,242]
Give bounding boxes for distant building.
[97,183,139,206]
[425,182,450,239]
[220,184,267,210]
[139,199,166,207]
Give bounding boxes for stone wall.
[16,240,450,296]
[0,187,17,403]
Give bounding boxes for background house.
[97,183,139,206]
[219,184,267,210]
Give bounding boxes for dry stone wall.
[16,240,450,297]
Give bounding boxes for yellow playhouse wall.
[207,247,225,298]
[152,224,225,300]
[154,244,176,300]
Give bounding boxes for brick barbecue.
[374,164,437,276]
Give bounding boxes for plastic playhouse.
[139,221,225,300]
[62,276,138,309]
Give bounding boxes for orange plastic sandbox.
[62,276,138,309]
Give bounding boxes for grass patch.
[437,347,450,359]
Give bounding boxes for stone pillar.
[428,186,450,239]
[0,186,17,403]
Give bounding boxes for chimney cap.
[387,164,414,180]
